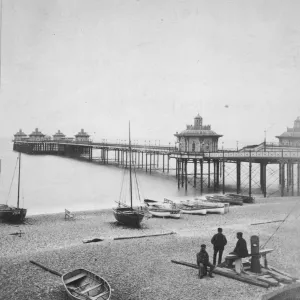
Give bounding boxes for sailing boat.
[0,152,27,223]
[112,122,145,227]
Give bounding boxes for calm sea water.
[0,138,197,215]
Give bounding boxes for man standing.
[196,244,215,279]
[211,227,227,265]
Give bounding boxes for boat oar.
[29,260,93,300]
[30,260,62,276]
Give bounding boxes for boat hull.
[0,206,27,223]
[180,208,207,215]
[62,268,111,300]
[148,208,181,219]
[113,207,144,228]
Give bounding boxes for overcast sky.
[1,0,300,148]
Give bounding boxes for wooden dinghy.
[62,269,111,300]
[205,194,243,206]
[148,208,181,219]
[225,193,255,203]
[30,261,111,300]
[206,207,226,214]
[179,205,207,215]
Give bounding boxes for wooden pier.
[13,140,300,198]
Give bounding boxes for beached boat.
[113,122,145,228]
[225,193,255,203]
[148,207,181,219]
[0,153,27,223]
[183,199,226,209]
[180,205,207,215]
[205,194,243,206]
[62,268,111,300]
[144,198,176,209]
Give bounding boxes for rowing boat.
[148,207,181,219]
[62,268,111,300]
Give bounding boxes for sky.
[1,0,300,148]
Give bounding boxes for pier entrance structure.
[174,114,222,153]
[12,120,300,198]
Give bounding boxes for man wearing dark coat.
[227,232,249,268]
[196,244,215,279]
[211,227,227,265]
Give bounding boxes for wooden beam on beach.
[251,220,284,225]
[171,260,269,288]
[268,265,299,281]
[114,231,176,240]
[30,260,62,277]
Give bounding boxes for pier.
[12,139,300,198]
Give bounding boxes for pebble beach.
[1,196,300,300]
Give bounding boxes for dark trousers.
[198,262,215,277]
[213,248,224,265]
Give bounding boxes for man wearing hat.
[196,244,215,279]
[211,227,227,266]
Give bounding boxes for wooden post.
[291,163,294,196]
[185,159,188,191]
[297,163,300,196]
[262,163,267,198]
[237,161,241,194]
[281,163,285,197]
[222,157,225,194]
[163,154,165,173]
[250,235,261,273]
[249,154,252,197]
[194,159,197,188]
[181,159,184,188]
[287,162,290,195]
[167,155,170,173]
[208,159,211,188]
[177,159,180,189]
[157,153,159,168]
[200,160,203,194]
[150,153,152,174]
[145,153,148,172]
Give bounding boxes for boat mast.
[129,121,133,209]
[17,152,21,209]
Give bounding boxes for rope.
[260,200,300,249]
[6,157,19,205]
[118,167,126,205]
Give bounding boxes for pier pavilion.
[14,129,28,141]
[276,116,300,147]
[174,114,222,152]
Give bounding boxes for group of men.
[196,228,249,279]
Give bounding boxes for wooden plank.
[171,260,269,288]
[268,265,299,281]
[81,283,103,294]
[251,220,284,225]
[64,273,87,284]
[262,268,293,284]
[245,272,279,286]
[114,231,176,240]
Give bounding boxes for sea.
[0,138,198,216]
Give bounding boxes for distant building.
[174,114,223,152]
[53,130,66,141]
[28,128,45,141]
[276,116,300,147]
[14,129,28,141]
[75,129,90,142]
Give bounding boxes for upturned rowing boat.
[62,268,111,300]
